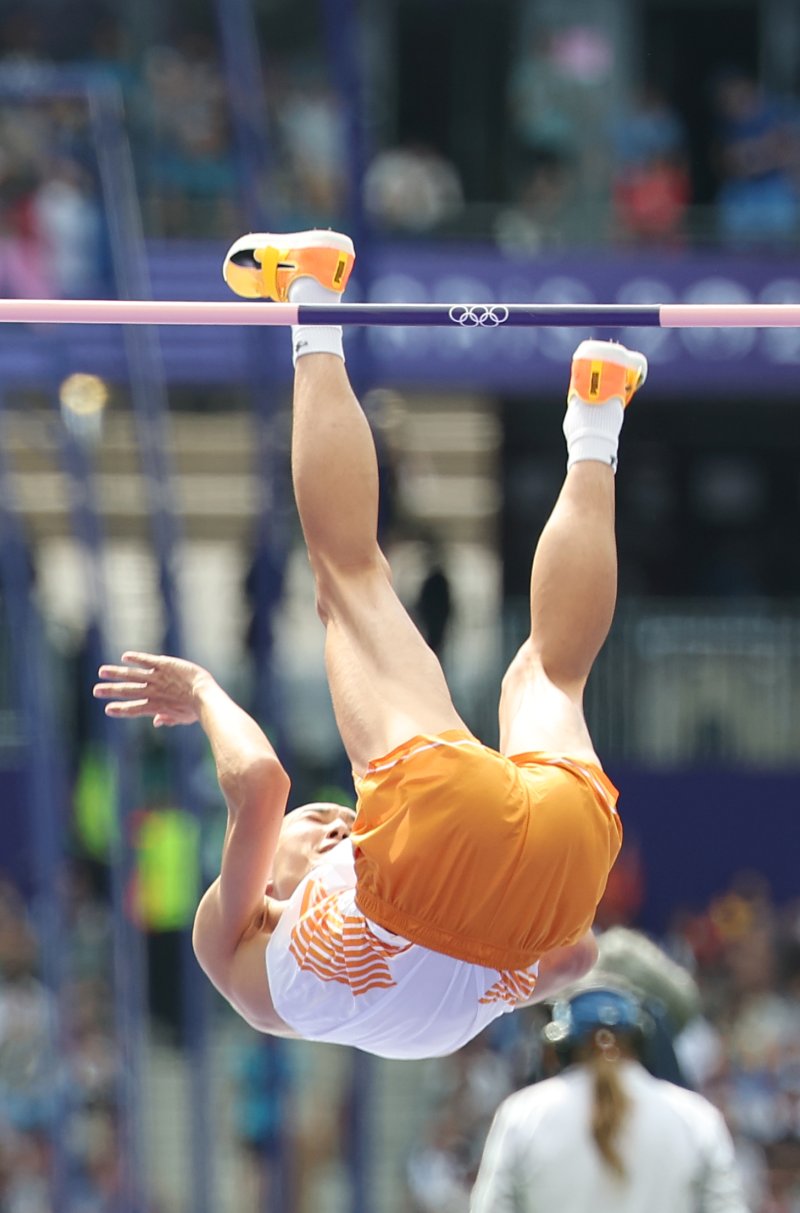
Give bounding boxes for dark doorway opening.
[393,0,514,202]
[641,3,760,203]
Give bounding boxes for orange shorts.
[351,729,622,972]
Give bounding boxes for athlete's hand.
[93,651,214,727]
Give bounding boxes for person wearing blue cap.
[471,986,750,1212]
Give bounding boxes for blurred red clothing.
[614,158,690,242]
[596,841,645,928]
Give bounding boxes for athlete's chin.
[272,855,317,900]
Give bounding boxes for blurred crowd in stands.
[0,867,125,1213]
[497,29,800,252]
[403,877,800,1213]
[0,88,106,299]
[2,3,800,300]
[3,3,800,1212]
[5,849,800,1209]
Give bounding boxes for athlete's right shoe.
[567,339,648,409]
[222,229,355,301]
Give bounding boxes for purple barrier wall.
[609,766,800,932]
[4,763,798,936]
[1,243,799,394]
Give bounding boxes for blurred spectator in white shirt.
[33,158,102,297]
[364,143,464,232]
[471,986,750,1213]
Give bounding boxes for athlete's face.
[269,803,356,900]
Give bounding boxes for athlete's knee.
[302,520,391,580]
[502,637,584,705]
[501,640,536,704]
[311,550,393,625]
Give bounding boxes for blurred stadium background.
[2,0,800,1209]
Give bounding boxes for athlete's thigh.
[319,563,468,774]
[498,638,600,766]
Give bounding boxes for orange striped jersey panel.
[288,876,412,996]
[479,968,538,1007]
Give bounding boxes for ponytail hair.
[585,1029,631,1180]
[543,988,645,1181]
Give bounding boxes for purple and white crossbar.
[1,299,800,327]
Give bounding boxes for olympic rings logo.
[448,304,510,328]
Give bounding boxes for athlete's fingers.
[93,681,149,699]
[103,699,151,717]
[121,651,165,669]
[97,663,152,680]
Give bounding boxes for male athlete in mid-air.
[93,231,647,1059]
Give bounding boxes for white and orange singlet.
[267,730,621,1059]
[266,839,539,1060]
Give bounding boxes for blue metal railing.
[0,66,214,1213]
[212,0,293,745]
[0,392,70,1213]
[88,77,214,1213]
[48,353,150,1213]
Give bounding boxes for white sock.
[289,276,344,366]
[563,398,625,472]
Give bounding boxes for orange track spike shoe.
[567,339,648,409]
[223,230,355,301]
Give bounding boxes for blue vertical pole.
[0,394,70,1213]
[0,68,209,1211]
[88,80,214,1213]
[50,370,149,1213]
[212,0,274,219]
[322,0,372,384]
[0,72,152,1211]
[212,0,293,746]
[321,0,370,236]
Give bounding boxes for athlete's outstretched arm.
[93,653,291,972]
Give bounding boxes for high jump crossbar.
[1,300,800,327]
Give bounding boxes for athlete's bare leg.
[499,462,616,765]
[499,341,646,765]
[292,353,468,774]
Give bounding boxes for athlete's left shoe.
[567,339,648,409]
[223,230,355,301]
